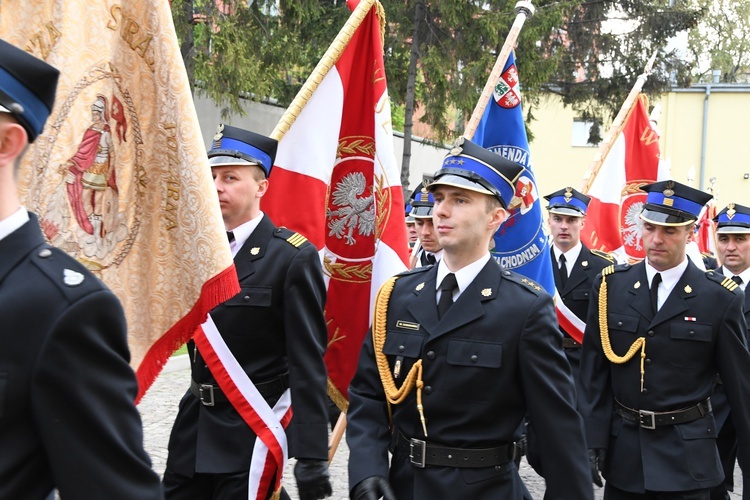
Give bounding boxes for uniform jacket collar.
[627,260,702,328]
[0,212,45,284]
[233,215,275,281]
[552,244,596,294]
[407,258,501,343]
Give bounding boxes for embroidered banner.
[0,1,239,401]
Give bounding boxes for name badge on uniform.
[396,320,420,331]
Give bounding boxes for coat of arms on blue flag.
[472,52,555,294]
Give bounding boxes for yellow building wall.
[528,89,750,208]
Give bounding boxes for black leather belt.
[614,398,712,430]
[562,337,581,349]
[190,372,289,406]
[397,433,514,469]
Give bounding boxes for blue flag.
[473,52,554,294]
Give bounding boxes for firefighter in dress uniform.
[709,203,750,500]
[579,181,750,499]
[346,137,594,500]
[0,38,162,499]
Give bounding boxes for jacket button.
[648,330,655,337]
[645,358,652,365]
[243,295,251,301]
[689,330,695,337]
[427,351,435,360]
[398,345,405,352]
[424,386,432,394]
[617,321,623,327]
[470,355,478,363]
[642,388,649,394]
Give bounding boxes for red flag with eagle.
[0,0,239,402]
[261,0,409,411]
[581,96,666,263]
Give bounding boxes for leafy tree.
[171,0,348,118]
[172,0,704,174]
[685,0,750,83]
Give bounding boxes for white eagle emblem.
[327,172,375,245]
[621,201,645,252]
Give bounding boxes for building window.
[571,119,600,147]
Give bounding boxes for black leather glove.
[294,459,332,500]
[588,448,606,487]
[350,476,396,500]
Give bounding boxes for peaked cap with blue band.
[409,183,435,219]
[428,137,524,209]
[208,124,277,178]
[544,187,590,217]
[714,203,750,234]
[639,180,712,226]
[0,38,59,143]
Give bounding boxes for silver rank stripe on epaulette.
[286,233,307,248]
[721,277,739,291]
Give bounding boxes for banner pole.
[463,1,535,141]
[270,0,378,142]
[579,51,658,194]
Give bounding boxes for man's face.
[432,185,505,255]
[415,217,441,253]
[406,221,418,243]
[642,221,691,271]
[548,213,584,251]
[716,233,750,275]
[212,164,267,229]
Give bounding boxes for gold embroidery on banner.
[323,255,373,283]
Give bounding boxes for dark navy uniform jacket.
[166,214,329,475]
[347,258,593,500]
[0,213,162,499]
[550,245,613,375]
[579,259,750,495]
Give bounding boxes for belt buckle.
[409,438,427,468]
[199,384,215,406]
[639,410,656,429]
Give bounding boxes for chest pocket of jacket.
[667,322,712,368]
[382,331,423,360]
[447,339,502,369]
[225,286,272,307]
[572,289,591,301]
[608,313,639,333]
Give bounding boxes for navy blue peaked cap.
[208,124,278,178]
[428,137,524,209]
[544,187,591,217]
[0,38,60,143]
[639,180,712,226]
[714,203,750,234]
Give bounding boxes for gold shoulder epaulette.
[602,264,615,276]
[285,232,307,248]
[591,249,615,263]
[720,277,739,292]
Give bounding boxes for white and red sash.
[553,289,585,344]
[193,315,293,499]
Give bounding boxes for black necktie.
[559,254,568,287]
[227,231,235,243]
[437,273,458,319]
[421,252,436,266]
[650,273,662,314]
[732,275,743,286]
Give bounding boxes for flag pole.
[463,1,535,140]
[270,0,379,142]
[579,51,658,194]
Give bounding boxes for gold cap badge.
[727,203,736,220]
[564,187,573,203]
[663,180,675,198]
